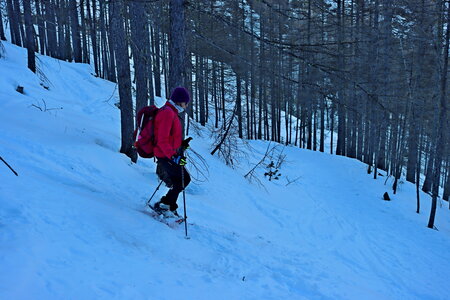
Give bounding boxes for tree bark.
[443,160,450,201]
[422,147,435,193]
[406,111,419,183]
[35,0,46,54]
[23,0,36,73]
[63,0,72,61]
[44,0,58,58]
[13,0,25,46]
[99,0,108,78]
[428,0,450,229]
[168,0,187,92]
[153,3,162,98]
[110,0,136,162]
[80,0,89,63]
[336,0,346,156]
[129,0,150,112]
[0,3,6,41]
[107,2,117,82]
[87,0,99,75]
[69,0,82,62]
[6,0,21,46]
[168,0,188,136]
[198,56,206,126]
[236,73,243,138]
[56,0,64,59]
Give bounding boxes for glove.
[172,155,187,166]
[181,137,193,150]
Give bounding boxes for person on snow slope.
[152,87,191,218]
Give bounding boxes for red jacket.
[154,102,182,159]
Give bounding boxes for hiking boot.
[153,201,170,214]
[153,201,181,219]
[165,210,181,219]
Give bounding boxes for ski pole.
[146,180,163,206]
[182,165,189,239]
[0,156,18,176]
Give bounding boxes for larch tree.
[6,0,21,46]
[1,1,7,41]
[23,0,35,73]
[69,0,82,62]
[109,0,136,162]
[169,0,188,134]
[129,0,150,112]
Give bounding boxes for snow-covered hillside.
[1,42,450,300]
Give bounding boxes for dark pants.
[156,158,191,211]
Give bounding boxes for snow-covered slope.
[1,42,450,300]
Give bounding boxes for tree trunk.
[99,0,108,78]
[153,3,162,98]
[406,110,419,183]
[42,0,49,54]
[194,55,199,122]
[63,0,72,61]
[69,0,82,62]
[107,2,116,82]
[168,0,188,136]
[377,120,387,171]
[428,0,450,229]
[246,76,251,140]
[56,0,69,60]
[221,62,226,127]
[258,21,265,140]
[6,0,21,46]
[237,73,243,139]
[250,8,256,140]
[168,0,187,92]
[212,61,219,128]
[23,0,36,73]
[147,28,155,106]
[416,125,423,213]
[320,95,325,152]
[335,0,346,156]
[13,0,25,46]
[205,59,209,124]
[56,0,64,59]
[422,148,435,193]
[110,0,136,162]
[35,0,46,53]
[0,3,5,41]
[162,32,169,97]
[199,56,206,126]
[328,102,333,154]
[44,0,58,58]
[80,0,89,63]
[443,161,450,201]
[129,0,150,112]
[87,0,99,75]
[152,28,161,98]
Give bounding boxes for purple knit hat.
[170,87,190,104]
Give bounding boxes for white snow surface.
[1,42,450,300]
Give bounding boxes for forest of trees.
[1,0,449,227]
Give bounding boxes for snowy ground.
[1,42,450,300]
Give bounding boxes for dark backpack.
[133,105,159,158]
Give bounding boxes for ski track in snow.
[1,42,450,300]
